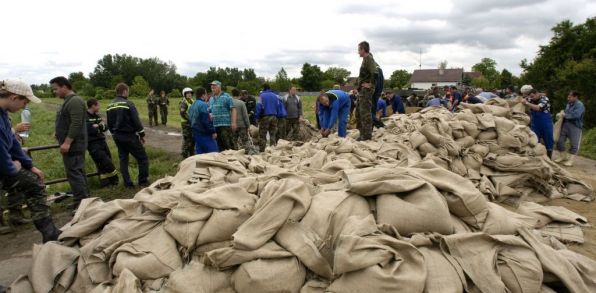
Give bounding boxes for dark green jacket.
[55,94,88,154]
[358,54,377,88]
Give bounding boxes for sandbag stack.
[10,98,596,293]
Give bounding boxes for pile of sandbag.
[10,98,596,293]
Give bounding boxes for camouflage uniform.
[277,117,287,141]
[216,127,236,150]
[285,118,300,141]
[159,95,169,125]
[236,128,251,152]
[259,116,277,152]
[180,97,195,158]
[357,54,377,140]
[146,94,158,126]
[1,170,50,221]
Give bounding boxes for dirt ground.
[1,130,595,286]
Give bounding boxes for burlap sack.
[456,136,475,148]
[233,179,312,250]
[89,268,142,293]
[517,202,588,228]
[553,111,564,142]
[418,246,464,293]
[165,261,234,293]
[232,257,306,293]
[418,142,438,156]
[477,129,498,141]
[481,202,537,235]
[497,243,543,293]
[204,241,293,270]
[112,226,183,280]
[327,215,426,293]
[375,174,454,235]
[410,131,428,149]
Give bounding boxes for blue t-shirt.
[377,99,387,117]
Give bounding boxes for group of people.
[0,40,587,242]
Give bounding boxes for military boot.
[33,217,62,243]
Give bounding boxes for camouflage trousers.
[357,87,374,140]
[285,118,301,141]
[0,169,50,221]
[276,118,287,142]
[159,106,168,125]
[181,123,195,158]
[216,126,236,151]
[148,108,158,126]
[259,116,278,152]
[0,189,25,213]
[235,127,252,153]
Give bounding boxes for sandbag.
[482,202,537,235]
[418,142,438,156]
[477,129,498,141]
[232,257,306,293]
[419,246,464,293]
[376,174,453,235]
[233,178,312,250]
[165,261,234,293]
[112,226,182,280]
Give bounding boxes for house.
[408,68,480,90]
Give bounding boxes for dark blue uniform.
[528,96,554,153]
[319,90,351,137]
[106,96,149,187]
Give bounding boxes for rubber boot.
[108,174,119,186]
[554,152,568,163]
[563,154,576,167]
[33,217,62,243]
[0,225,12,234]
[547,150,553,159]
[8,209,32,226]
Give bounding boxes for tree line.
[30,17,594,128]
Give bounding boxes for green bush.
[169,88,182,98]
[580,128,596,160]
[95,88,116,100]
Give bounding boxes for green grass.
[9,100,180,205]
[580,128,596,160]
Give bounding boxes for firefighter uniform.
[86,111,118,187]
[106,96,149,187]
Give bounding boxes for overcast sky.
[2,0,594,84]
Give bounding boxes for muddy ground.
[0,126,595,286]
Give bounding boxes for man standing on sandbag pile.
[555,91,585,167]
[0,79,61,242]
[51,76,89,210]
[356,41,376,141]
[209,80,237,151]
[107,83,150,188]
[523,88,555,159]
[255,83,278,152]
[318,90,351,138]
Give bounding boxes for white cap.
[520,85,533,95]
[0,79,41,103]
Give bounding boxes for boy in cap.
[0,80,61,242]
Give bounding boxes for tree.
[438,60,448,70]
[130,76,151,97]
[521,17,596,127]
[320,80,336,91]
[389,69,411,89]
[498,69,514,89]
[471,76,491,90]
[472,58,500,88]
[323,67,351,84]
[300,63,323,91]
[273,68,292,92]
[462,74,472,86]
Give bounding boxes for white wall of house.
[411,82,458,90]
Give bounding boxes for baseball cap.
[210,80,222,87]
[1,79,42,103]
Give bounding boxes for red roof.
[409,68,464,83]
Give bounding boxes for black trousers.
[88,139,118,184]
[113,134,149,186]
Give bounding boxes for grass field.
[42,95,320,129]
[8,100,180,206]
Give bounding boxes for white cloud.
[1,0,594,84]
